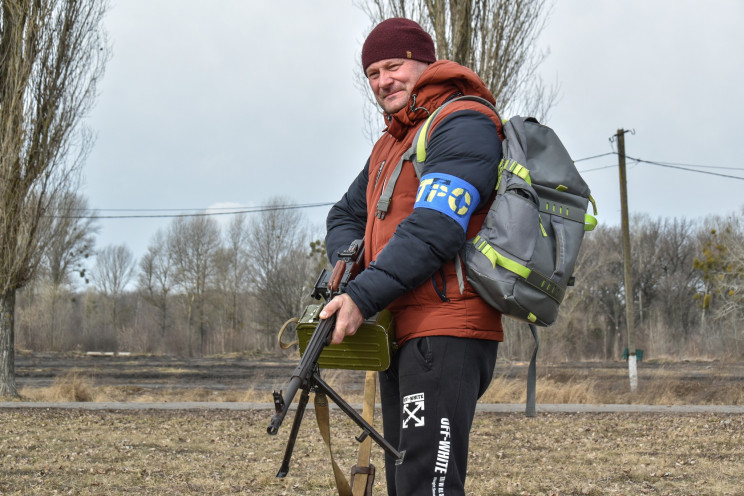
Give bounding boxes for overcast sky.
[82,0,744,260]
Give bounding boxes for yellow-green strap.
[416,113,437,163]
[585,214,598,231]
[416,95,499,164]
[499,159,532,185]
[473,236,531,280]
[473,236,566,304]
[589,194,598,216]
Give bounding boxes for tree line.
[16,196,326,357]
[14,199,744,361]
[502,211,744,362]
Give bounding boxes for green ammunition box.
[296,303,396,371]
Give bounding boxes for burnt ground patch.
[13,351,744,405]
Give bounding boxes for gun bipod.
[275,385,311,478]
[312,372,404,466]
[274,371,404,479]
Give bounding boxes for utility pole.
[616,129,638,392]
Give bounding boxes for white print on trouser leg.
[402,392,425,428]
[432,418,451,495]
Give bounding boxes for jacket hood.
[383,60,496,139]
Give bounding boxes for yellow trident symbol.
[448,188,472,216]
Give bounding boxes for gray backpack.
[456,98,598,326]
[376,95,598,416]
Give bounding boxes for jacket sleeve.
[345,110,502,318]
[325,159,369,266]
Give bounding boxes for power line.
[54,202,336,220]
[54,152,744,219]
[573,152,616,162]
[636,159,744,171]
[92,206,259,212]
[626,156,744,181]
[579,164,617,173]
[576,152,744,180]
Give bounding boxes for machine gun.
[267,239,404,478]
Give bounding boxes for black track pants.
[379,336,499,496]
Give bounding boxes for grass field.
[1,408,742,495]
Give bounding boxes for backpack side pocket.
[463,171,541,320]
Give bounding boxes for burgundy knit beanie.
[361,18,436,72]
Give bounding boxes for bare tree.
[38,192,98,349]
[167,215,222,356]
[214,214,251,339]
[356,0,557,139]
[574,225,624,359]
[91,245,135,300]
[712,214,744,321]
[640,217,699,353]
[693,212,744,356]
[246,198,318,346]
[137,229,173,338]
[90,244,135,348]
[41,193,98,288]
[0,0,109,397]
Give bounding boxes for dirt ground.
[4,353,744,495]
[1,407,742,495]
[15,352,288,392]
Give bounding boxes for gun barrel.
[267,238,365,475]
[266,315,336,435]
[267,375,301,435]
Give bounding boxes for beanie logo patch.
[406,50,412,59]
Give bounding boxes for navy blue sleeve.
[325,160,369,265]
[418,110,502,210]
[345,110,502,318]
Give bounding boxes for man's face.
[366,58,429,115]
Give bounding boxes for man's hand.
[319,293,364,345]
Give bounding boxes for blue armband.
[414,173,481,231]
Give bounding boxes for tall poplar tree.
[0,0,109,397]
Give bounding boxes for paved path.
[1,401,743,414]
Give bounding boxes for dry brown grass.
[0,407,741,495]
[480,375,601,405]
[17,361,744,408]
[20,371,95,402]
[20,383,259,404]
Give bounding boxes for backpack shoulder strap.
[409,96,503,295]
[414,95,501,166]
[374,143,418,219]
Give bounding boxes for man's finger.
[319,297,340,319]
[330,325,346,345]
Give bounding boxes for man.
[321,18,504,496]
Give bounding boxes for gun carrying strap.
[351,371,377,495]
[314,392,353,496]
[277,317,299,349]
[314,372,378,496]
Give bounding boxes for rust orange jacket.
[327,60,504,346]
